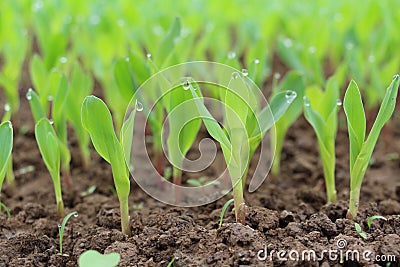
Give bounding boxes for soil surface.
[1,66,400,267]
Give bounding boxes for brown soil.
[1,69,400,266]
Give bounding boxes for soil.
[1,61,400,267]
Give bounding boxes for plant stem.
[6,157,15,191]
[271,129,284,175]
[232,177,246,225]
[322,158,337,202]
[53,174,64,218]
[62,165,72,189]
[119,196,131,236]
[346,188,360,220]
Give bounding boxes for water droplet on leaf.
[274,73,281,80]
[26,89,33,101]
[58,224,62,229]
[232,72,240,79]
[125,57,130,62]
[254,58,260,64]
[135,101,143,111]
[303,96,310,107]
[242,69,248,77]
[183,80,190,90]
[336,99,342,106]
[47,95,53,102]
[73,213,78,217]
[227,51,236,59]
[49,119,54,125]
[59,57,67,64]
[146,53,152,59]
[393,74,399,80]
[4,103,10,112]
[285,91,297,103]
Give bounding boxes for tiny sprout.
[219,199,235,227]
[354,222,367,239]
[367,215,387,229]
[80,185,96,197]
[59,211,78,256]
[0,202,11,217]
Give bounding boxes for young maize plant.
[0,121,13,195]
[66,63,93,169]
[1,104,15,190]
[189,73,296,224]
[82,96,136,236]
[35,118,64,217]
[27,74,72,187]
[303,77,341,203]
[270,71,305,175]
[344,75,399,219]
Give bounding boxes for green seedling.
[82,96,136,236]
[27,75,72,188]
[270,71,305,175]
[58,211,78,256]
[66,63,93,169]
[367,215,387,228]
[165,79,201,186]
[1,104,15,190]
[35,118,65,217]
[167,257,175,267]
[354,222,367,239]
[78,250,120,267]
[189,76,295,224]
[303,77,340,202]
[219,198,235,227]
[0,201,11,217]
[344,75,400,220]
[80,185,96,197]
[0,121,13,194]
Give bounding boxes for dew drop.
[183,80,190,90]
[368,55,375,63]
[303,96,310,107]
[227,51,236,59]
[58,224,62,229]
[73,213,78,217]
[4,103,10,112]
[283,38,293,47]
[232,72,240,79]
[26,89,33,101]
[125,56,130,62]
[274,72,281,80]
[336,99,342,106]
[47,95,53,102]
[146,53,152,59]
[117,19,125,27]
[393,74,399,80]
[285,91,297,103]
[59,57,67,64]
[242,69,248,77]
[49,119,54,125]
[254,58,260,64]
[135,100,143,111]
[346,42,354,50]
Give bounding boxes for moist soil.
[1,68,400,267]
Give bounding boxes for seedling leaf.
[78,250,120,267]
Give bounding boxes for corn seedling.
[2,104,15,190]
[354,222,367,239]
[78,250,120,267]
[219,198,235,227]
[35,118,65,217]
[82,96,136,236]
[367,215,387,229]
[189,76,296,223]
[271,71,305,175]
[66,63,93,169]
[27,74,72,187]
[303,77,340,202]
[344,75,400,219]
[58,211,78,256]
[0,121,13,194]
